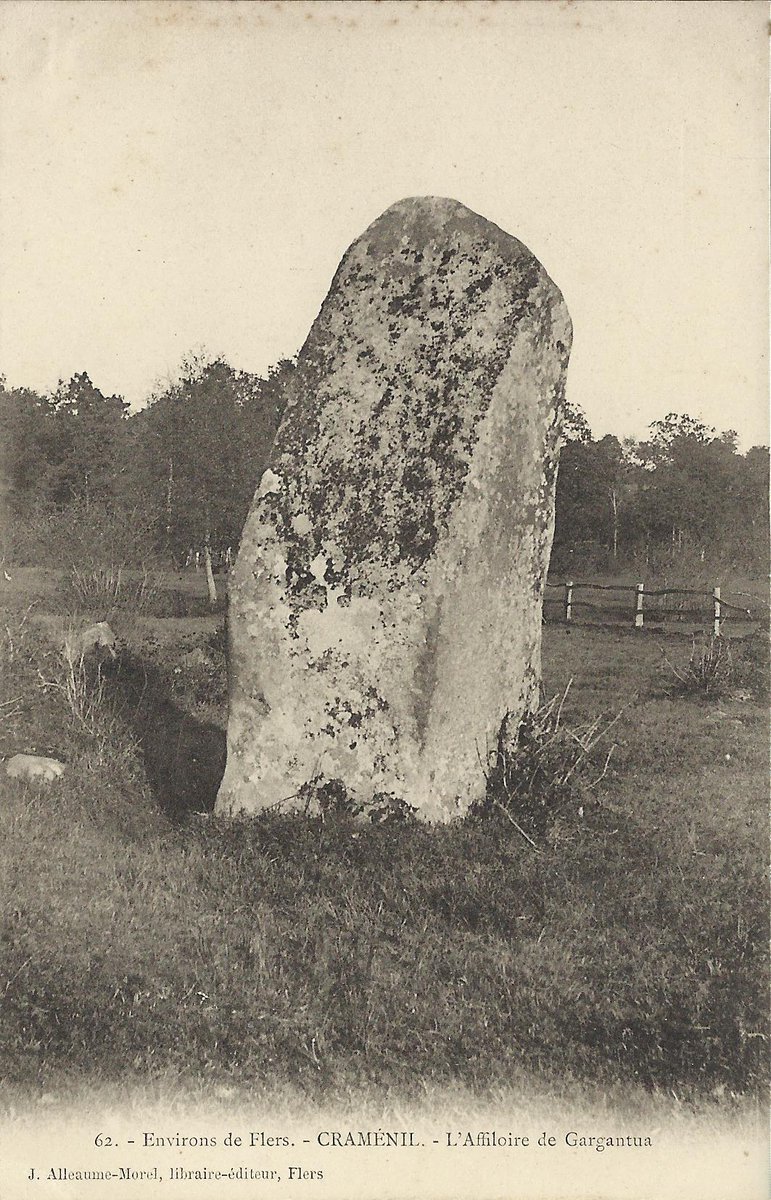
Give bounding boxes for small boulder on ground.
[64,621,117,662]
[5,754,66,782]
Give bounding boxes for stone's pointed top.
[350,196,557,291]
[380,195,475,217]
[366,195,505,232]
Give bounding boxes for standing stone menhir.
[216,196,572,821]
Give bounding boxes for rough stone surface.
[6,754,66,783]
[64,621,117,662]
[217,197,572,821]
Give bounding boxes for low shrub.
[0,607,70,760]
[472,685,620,844]
[62,564,160,617]
[667,635,734,698]
[5,499,158,570]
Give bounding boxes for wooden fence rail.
[544,580,767,635]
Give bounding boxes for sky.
[0,0,767,447]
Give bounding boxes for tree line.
[553,403,768,578]
[0,357,292,590]
[1,359,768,581]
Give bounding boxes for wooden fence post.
[713,586,721,637]
[564,581,573,624]
[634,582,644,629]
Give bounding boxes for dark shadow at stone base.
[104,655,226,821]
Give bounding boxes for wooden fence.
[544,581,768,635]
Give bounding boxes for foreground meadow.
[0,568,767,1116]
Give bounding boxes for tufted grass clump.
[63,564,160,617]
[1,606,73,762]
[667,635,734,699]
[473,684,620,844]
[56,645,108,734]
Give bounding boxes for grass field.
[0,567,768,1117]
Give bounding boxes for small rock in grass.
[5,754,66,783]
[64,621,117,662]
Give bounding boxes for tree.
[595,435,626,560]
[648,412,719,452]
[0,379,55,513]
[138,354,289,598]
[735,446,770,566]
[561,398,592,445]
[616,413,768,572]
[46,373,130,507]
[554,433,628,564]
